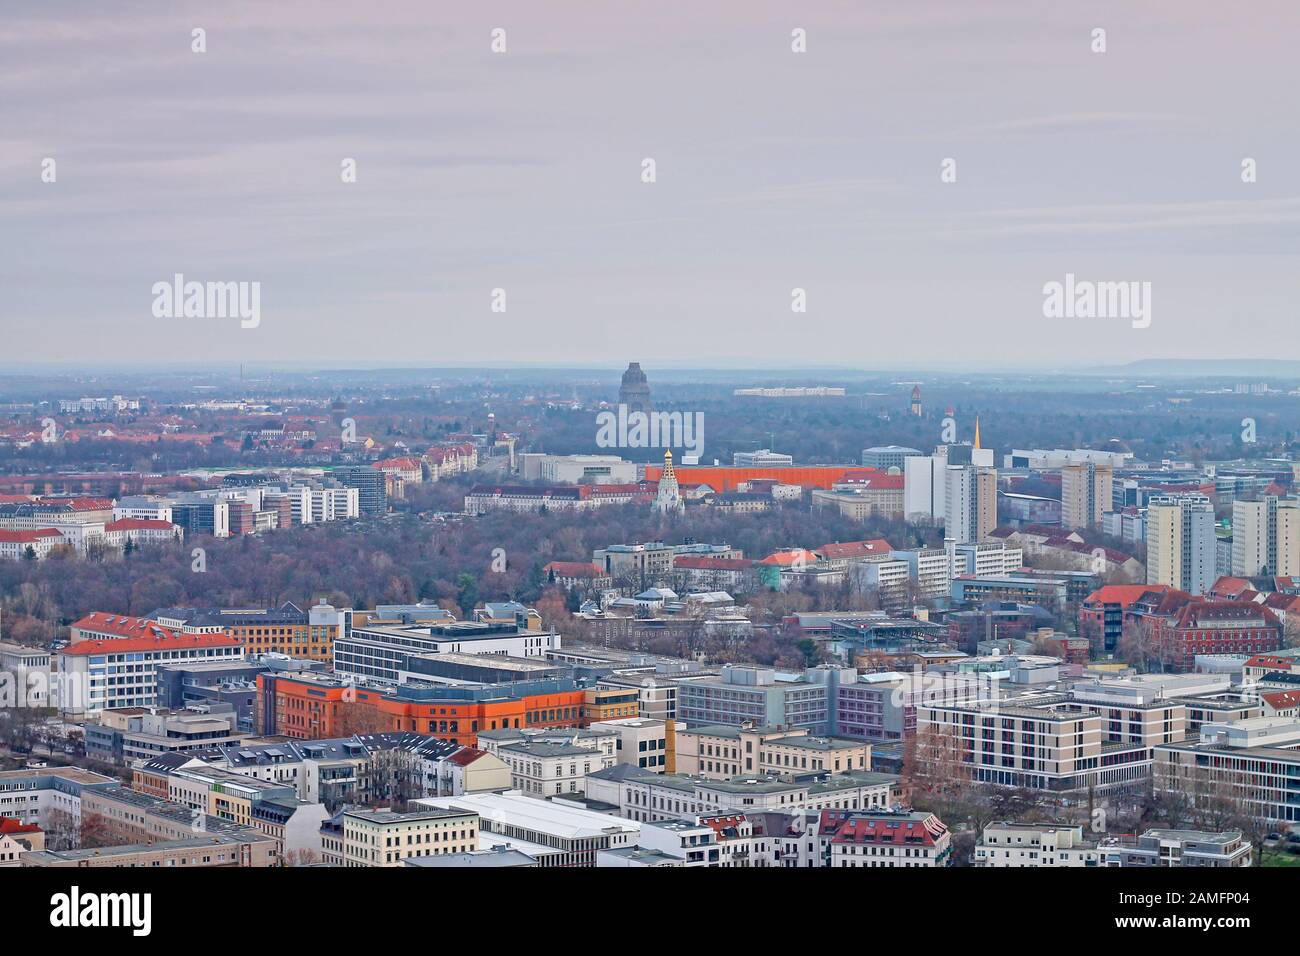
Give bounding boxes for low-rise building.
[339,807,479,867]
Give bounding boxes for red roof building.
[1145,600,1283,671]
[70,612,179,644]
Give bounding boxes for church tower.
[654,449,683,512]
[910,385,922,417]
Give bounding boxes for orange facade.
[260,675,587,747]
[642,465,866,492]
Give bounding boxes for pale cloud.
[2,0,1298,366]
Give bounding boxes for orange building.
[641,465,871,493]
[258,673,588,747]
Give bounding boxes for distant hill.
[1080,359,1300,378]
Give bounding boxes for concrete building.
[57,630,244,718]
[861,446,924,471]
[1061,463,1113,530]
[520,454,638,485]
[1155,716,1300,824]
[676,665,830,733]
[591,717,673,773]
[1147,494,1216,596]
[1233,496,1300,577]
[944,465,998,544]
[975,822,1101,866]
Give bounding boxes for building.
[495,740,616,797]
[1144,599,1282,671]
[1099,829,1252,867]
[257,672,588,746]
[823,809,951,867]
[1147,494,1216,596]
[21,833,277,868]
[733,449,794,467]
[0,528,68,560]
[861,446,923,471]
[86,705,246,764]
[944,465,998,544]
[0,768,118,830]
[1233,496,1300,577]
[811,474,904,520]
[465,483,648,514]
[587,766,896,824]
[675,725,869,779]
[332,617,561,686]
[338,807,478,867]
[917,675,1222,796]
[151,602,350,663]
[416,791,640,867]
[1078,584,1173,653]
[520,454,639,485]
[0,816,44,864]
[837,671,989,742]
[1155,717,1300,824]
[332,466,388,517]
[592,717,674,772]
[58,630,244,718]
[1061,462,1113,530]
[676,665,831,734]
[543,561,612,592]
[975,822,1101,866]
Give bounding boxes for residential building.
[824,809,951,867]
[1146,494,1216,596]
[1061,463,1113,530]
[340,807,478,867]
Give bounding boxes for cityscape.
[2,0,1291,936]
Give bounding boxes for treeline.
[0,492,914,647]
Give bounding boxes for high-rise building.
[1146,495,1215,596]
[1061,463,1113,530]
[910,385,922,417]
[1232,496,1300,577]
[333,466,387,517]
[618,362,651,413]
[943,465,997,544]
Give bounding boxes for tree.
[455,572,479,615]
[333,703,393,738]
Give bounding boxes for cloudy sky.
[3,1,1299,368]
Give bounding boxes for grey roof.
[404,848,537,868]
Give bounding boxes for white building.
[415,791,640,867]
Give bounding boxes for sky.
[3,1,1299,368]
